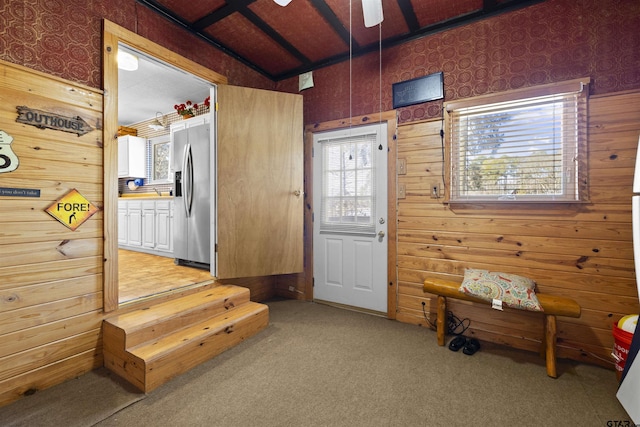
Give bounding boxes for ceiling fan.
[273,0,384,28]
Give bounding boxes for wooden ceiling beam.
[137,0,548,82]
[397,0,420,33]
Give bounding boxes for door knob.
[378,231,385,238]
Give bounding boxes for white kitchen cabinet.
[117,201,128,245]
[126,200,143,247]
[118,135,146,178]
[118,198,173,257]
[155,200,172,253]
[169,113,210,135]
[141,201,156,249]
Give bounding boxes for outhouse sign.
[16,106,93,136]
[46,189,99,231]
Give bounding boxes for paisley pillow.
[459,268,544,312]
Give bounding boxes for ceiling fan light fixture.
[362,0,384,27]
[273,0,293,6]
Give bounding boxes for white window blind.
[447,79,588,202]
[318,133,377,234]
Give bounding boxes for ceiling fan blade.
[362,0,384,27]
[273,0,292,6]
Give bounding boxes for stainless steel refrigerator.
[172,123,210,268]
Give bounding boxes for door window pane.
[319,133,377,234]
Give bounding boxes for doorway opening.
[116,44,215,305]
[102,20,228,312]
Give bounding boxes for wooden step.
[137,302,268,391]
[104,284,250,350]
[103,285,269,392]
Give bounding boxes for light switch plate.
[397,158,406,175]
[398,183,406,199]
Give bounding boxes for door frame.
[102,20,227,312]
[303,111,398,319]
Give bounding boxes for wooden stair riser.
[103,349,146,391]
[106,285,250,349]
[142,304,269,392]
[102,320,127,357]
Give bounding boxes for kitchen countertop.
[119,193,172,199]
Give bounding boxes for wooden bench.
[423,277,581,378]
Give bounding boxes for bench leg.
[436,296,446,346]
[545,314,558,378]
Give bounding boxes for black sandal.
[463,338,480,355]
[448,335,466,352]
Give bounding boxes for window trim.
[444,78,590,205]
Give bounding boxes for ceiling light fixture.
[117,50,139,71]
[273,0,383,26]
[149,112,167,131]
[362,0,384,27]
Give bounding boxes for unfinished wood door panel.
[215,85,303,279]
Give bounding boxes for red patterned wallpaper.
[2,0,639,126]
[0,0,273,91]
[287,0,640,125]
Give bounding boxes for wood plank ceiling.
[138,0,544,81]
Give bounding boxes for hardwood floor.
[118,249,214,304]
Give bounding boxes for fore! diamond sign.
[46,189,99,231]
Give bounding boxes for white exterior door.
[313,123,388,313]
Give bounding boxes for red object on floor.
[613,323,634,381]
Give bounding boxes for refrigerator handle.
[186,143,193,217]
[182,143,194,217]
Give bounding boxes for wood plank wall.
[0,60,104,405]
[396,89,640,368]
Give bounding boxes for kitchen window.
[445,78,589,203]
[148,135,171,183]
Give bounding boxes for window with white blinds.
[446,78,589,202]
[318,133,377,234]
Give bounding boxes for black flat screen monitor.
[392,72,444,109]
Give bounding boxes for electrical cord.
[422,302,471,336]
[447,311,470,336]
[422,301,437,330]
[440,110,446,194]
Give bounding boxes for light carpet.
[0,299,632,426]
[0,367,145,427]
